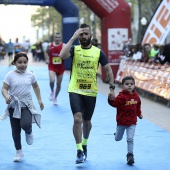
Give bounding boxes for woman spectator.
[156,44,170,65]
[140,43,151,62]
[132,44,142,61]
[35,42,44,62]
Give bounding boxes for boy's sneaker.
[25,131,34,145]
[49,92,54,101]
[75,150,85,164]
[127,153,135,165]
[13,149,24,162]
[82,145,87,160]
[53,98,58,106]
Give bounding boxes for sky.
[0,5,38,44]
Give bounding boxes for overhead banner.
[0,0,53,5]
[141,0,170,45]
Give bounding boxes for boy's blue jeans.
[115,124,136,154]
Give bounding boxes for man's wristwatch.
[109,85,115,90]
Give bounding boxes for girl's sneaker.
[53,98,58,106]
[25,131,34,145]
[13,149,24,162]
[49,92,54,101]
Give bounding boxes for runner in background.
[14,38,22,55]
[0,37,6,61]
[22,39,31,54]
[45,32,65,105]
[6,39,14,66]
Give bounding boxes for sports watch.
[109,85,115,90]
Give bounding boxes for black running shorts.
[69,93,96,120]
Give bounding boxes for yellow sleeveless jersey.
[68,45,100,97]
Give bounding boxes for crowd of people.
[122,39,170,65]
[0,36,49,65]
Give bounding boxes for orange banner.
[141,0,170,45]
[116,60,170,100]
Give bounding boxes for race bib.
[52,57,62,64]
[76,78,94,91]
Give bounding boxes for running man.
[59,23,115,164]
[45,32,65,105]
[6,39,14,66]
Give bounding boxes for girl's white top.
[0,70,41,128]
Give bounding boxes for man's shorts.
[69,92,96,120]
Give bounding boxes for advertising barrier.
[116,59,170,100]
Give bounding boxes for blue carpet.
[0,66,170,170]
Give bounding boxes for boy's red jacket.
[108,90,142,126]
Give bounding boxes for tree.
[126,0,161,43]
[31,7,61,42]
[31,0,161,43]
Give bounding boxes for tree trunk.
[137,0,142,43]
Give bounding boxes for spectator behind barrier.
[154,45,164,64]
[150,44,159,57]
[132,44,142,61]
[149,44,159,62]
[91,38,98,47]
[140,43,151,62]
[128,45,135,58]
[122,38,132,58]
[156,44,170,65]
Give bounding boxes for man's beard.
[80,38,91,47]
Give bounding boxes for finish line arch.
[0,0,79,70]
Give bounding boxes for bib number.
[79,83,91,89]
[52,57,62,64]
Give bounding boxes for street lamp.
[79,17,84,24]
[140,17,147,26]
[140,17,147,41]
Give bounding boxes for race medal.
[52,57,62,64]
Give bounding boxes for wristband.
[109,85,115,90]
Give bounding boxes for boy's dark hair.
[121,76,135,85]
[80,23,91,30]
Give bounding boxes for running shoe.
[13,149,24,162]
[75,150,85,164]
[127,153,135,165]
[53,98,58,106]
[25,131,34,145]
[49,92,54,101]
[82,145,87,160]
